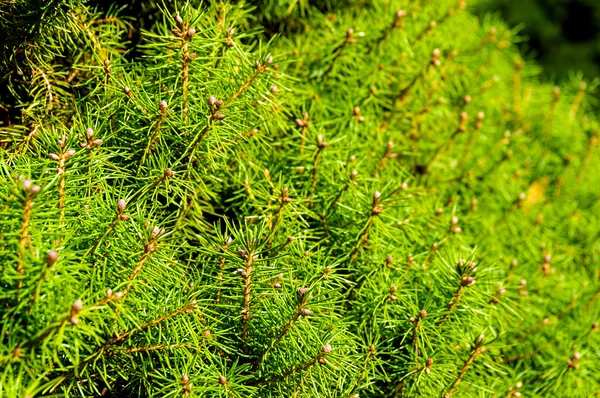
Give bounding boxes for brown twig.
[350,192,383,266]
[445,337,486,396]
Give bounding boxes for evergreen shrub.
[1,0,599,396]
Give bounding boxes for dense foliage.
[1,0,599,396]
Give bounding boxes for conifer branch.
[223,56,272,108]
[512,60,523,116]
[215,237,233,305]
[238,248,257,353]
[295,112,311,155]
[575,132,597,185]
[19,299,86,350]
[444,335,485,396]
[29,250,58,307]
[123,86,150,116]
[438,262,476,327]
[321,28,357,79]
[107,342,193,355]
[172,16,195,122]
[544,86,560,137]
[423,111,468,174]
[253,344,332,386]
[350,191,383,266]
[309,135,328,198]
[267,188,292,248]
[15,124,40,154]
[123,226,163,296]
[569,81,587,121]
[141,101,169,169]
[256,288,311,366]
[324,169,357,217]
[372,141,395,176]
[130,168,175,203]
[86,199,129,257]
[410,310,427,357]
[368,10,406,54]
[17,180,40,283]
[49,300,198,392]
[48,143,76,227]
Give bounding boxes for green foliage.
[1,0,599,397]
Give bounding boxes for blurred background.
[476,0,600,82]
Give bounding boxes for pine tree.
[1,0,599,397]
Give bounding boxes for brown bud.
[46,250,58,266]
[322,344,332,354]
[72,299,83,314]
[461,276,475,286]
[419,310,427,319]
[219,375,227,385]
[49,153,60,161]
[159,100,168,112]
[369,344,376,355]
[214,114,226,120]
[187,28,196,38]
[298,287,308,300]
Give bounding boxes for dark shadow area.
[476,0,600,81]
